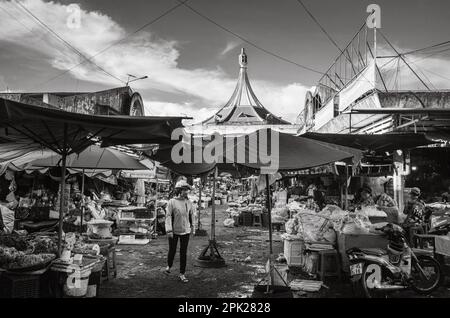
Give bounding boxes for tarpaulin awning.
[301,132,435,152]
[0,98,186,154]
[31,144,147,170]
[149,128,359,175]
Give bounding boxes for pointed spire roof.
[202,48,290,125]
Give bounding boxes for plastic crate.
[261,213,270,228]
[30,207,50,221]
[1,273,41,298]
[63,222,87,233]
[120,211,134,219]
[284,239,305,267]
[241,211,253,226]
[134,209,152,219]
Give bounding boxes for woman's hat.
[175,180,192,190]
[410,187,421,196]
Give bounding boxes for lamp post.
[126,74,148,86]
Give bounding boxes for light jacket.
[165,197,193,235]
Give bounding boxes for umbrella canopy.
[0,98,186,155]
[0,97,186,256]
[31,144,147,170]
[301,132,435,152]
[149,128,358,175]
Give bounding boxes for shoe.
[164,266,171,275]
[179,274,189,283]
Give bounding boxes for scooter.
[346,223,442,298]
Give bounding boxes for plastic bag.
[223,218,235,228]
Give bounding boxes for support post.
[57,124,68,257]
[80,169,85,234]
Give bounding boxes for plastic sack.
[285,218,298,235]
[0,205,15,234]
[223,218,235,228]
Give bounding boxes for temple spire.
[201,48,289,125]
[239,48,248,68]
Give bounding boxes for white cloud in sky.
[1,0,449,124]
[0,0,311,122]
[219,40,242,57]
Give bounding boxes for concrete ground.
[99,204,450,298]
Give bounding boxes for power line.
[0,3,76,62]
[401,40,450,56]
[176,0,324,74]
[295,0,343,53]
[28,0,191,89]
[379,30,431,91]
[14,0,125,85]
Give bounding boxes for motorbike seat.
[358,248,387,256]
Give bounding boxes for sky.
[0,0,449,123]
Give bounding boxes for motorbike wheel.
[360,264,387,298]
[411,255,442,294]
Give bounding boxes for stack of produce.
[0,234,58,271]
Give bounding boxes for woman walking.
[165,180,194,283]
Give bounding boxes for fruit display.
[0,245,55,270]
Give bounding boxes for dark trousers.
[167,234,190,274]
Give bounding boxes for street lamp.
[126,74,148,86]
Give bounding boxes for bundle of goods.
[0,234,57,271]
[318,205,349,231]
[271,206,289,223]
[223,218,235,227]
[339,213,372,235]
[357,206,388,223]
[227,202,240,208]
[86,220,113,239]
[283,210,335,243]
[73,240,100,256]
[102,200,129,207]
[0,248,55,271]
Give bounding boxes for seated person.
[403,187,426,226]
[402,187,428,245]
[356,185,375,208]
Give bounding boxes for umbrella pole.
[194,180,207,237]
[255,173,289,292]
[211,169,216,241]
[152,179,158,239]
[80,169,85,234]
[345,165,349,210]
[198,181,202,230]
[57,126,68,257]
[196,167,225,267]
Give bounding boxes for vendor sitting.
[356,185,375,207]
[402,187,426,226]
[402,187,427,244]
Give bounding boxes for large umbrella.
[31,144,148,233]
[0,97,185,256]
[149,128,359,274]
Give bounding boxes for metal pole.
[265,174,274,286]
[210,168,217,241]
[80,168,85,234]
[57,124,68,257]
[198,180,202,230]
[345,165,349,210]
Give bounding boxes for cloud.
[0,0,311,122]
[219,40,241,57]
